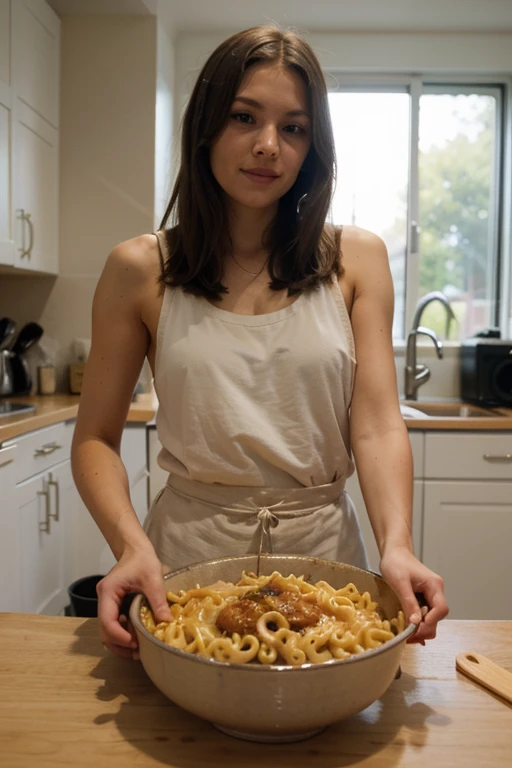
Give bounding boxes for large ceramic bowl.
[130,554,416,742]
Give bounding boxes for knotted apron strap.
[256,499,285,576]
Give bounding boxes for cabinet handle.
[483,453,512,462]
[48,474,60,522]
[16,209,34,259]
[38,489,51,534]
[34,443,62,457]
[0,458,14,469]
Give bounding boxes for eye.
[284,124,307,136]
[231,112,254,124]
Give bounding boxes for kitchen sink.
[400,401,503,419]
[0,401,36,418]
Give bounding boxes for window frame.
[327,72,512,341]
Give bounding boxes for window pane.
[418,92,497,339]
[328,92,410,339]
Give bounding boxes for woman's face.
[210,63,312,215]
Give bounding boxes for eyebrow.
[232,96,310,119]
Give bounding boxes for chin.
[227,190,283,211]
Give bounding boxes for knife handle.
[456,651,512,705]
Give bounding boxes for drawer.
[425,432,512,480]
[13,422,72,483]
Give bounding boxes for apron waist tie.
[257,500,285,575]
[164,473,347,574]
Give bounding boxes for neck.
[227,201,277,264]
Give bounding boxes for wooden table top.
[1,614,511,767]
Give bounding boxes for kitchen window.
[328,78,510,341]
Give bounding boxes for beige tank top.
[153,231,357,489]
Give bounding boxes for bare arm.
[346,230,414,556]
[343,227,448,641]
[71,236,171,656]
[71,238,153,558]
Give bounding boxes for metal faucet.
[404,291,457,400]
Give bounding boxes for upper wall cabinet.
[0,0,15,267]
[0,0,60,274]
[13,0,59,128]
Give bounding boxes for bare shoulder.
[340,225,387,263]
[339,225,389,290]
[104,233,161,284]
[93,233,163,327]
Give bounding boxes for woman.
[71,25,448,660]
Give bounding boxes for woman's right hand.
[96,545,172,660]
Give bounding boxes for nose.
[253,124,279,158]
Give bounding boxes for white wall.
[0,15,161,391]
[175,31,512,111]
[154,17,175,230]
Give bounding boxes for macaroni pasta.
[140,570,405,666]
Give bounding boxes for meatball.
[216,599,268,635]
[264,591,325,630]
[215,590,325,635]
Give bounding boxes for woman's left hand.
[379,547,449,644]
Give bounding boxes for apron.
[146,229,369,573]
[143,472,369,572]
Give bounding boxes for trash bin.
[67,575,105,617]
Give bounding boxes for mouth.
[241,169,280,184]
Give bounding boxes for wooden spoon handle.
[456,651,512,705]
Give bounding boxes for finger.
[144,575,172,623]
[392,579,422,625]
[98,590,137,649]
[419,587,449,638]
[406,635,426,646]
[119,614,138,649]
[103,642,139,660]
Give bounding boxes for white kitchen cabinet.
[12,0,60,128]
[0,0,15,266]
[0,0,61,273]
[1,420,74,615]
[0,443,20,611]
[70,422,149,581]
[422,431,512,620]
[9,0,60,274]
[13,103,59,273]
[17,459,74,615]
[422,480,512,619]
[345,431,425,571]
[148,425,168,506]
[1,418,149,614]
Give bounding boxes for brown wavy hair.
[158,25,340,300]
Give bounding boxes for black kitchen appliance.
[460,338,512,406]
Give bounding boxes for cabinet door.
[13,103,58,273]
[346,474,423,572]
[0,97,14,266]
[0,444,21,611]
[11,0,60,274]
[121,424,148,523]
[70,424,149,581]
[423,480,512,619]
[148,427,169,506]
[55,458,79,607]
[0,45,14,266]
[12,0,60,128]
[17,461,71,615]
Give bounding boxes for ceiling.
[47,0,156,15]
[46,0,512,34]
